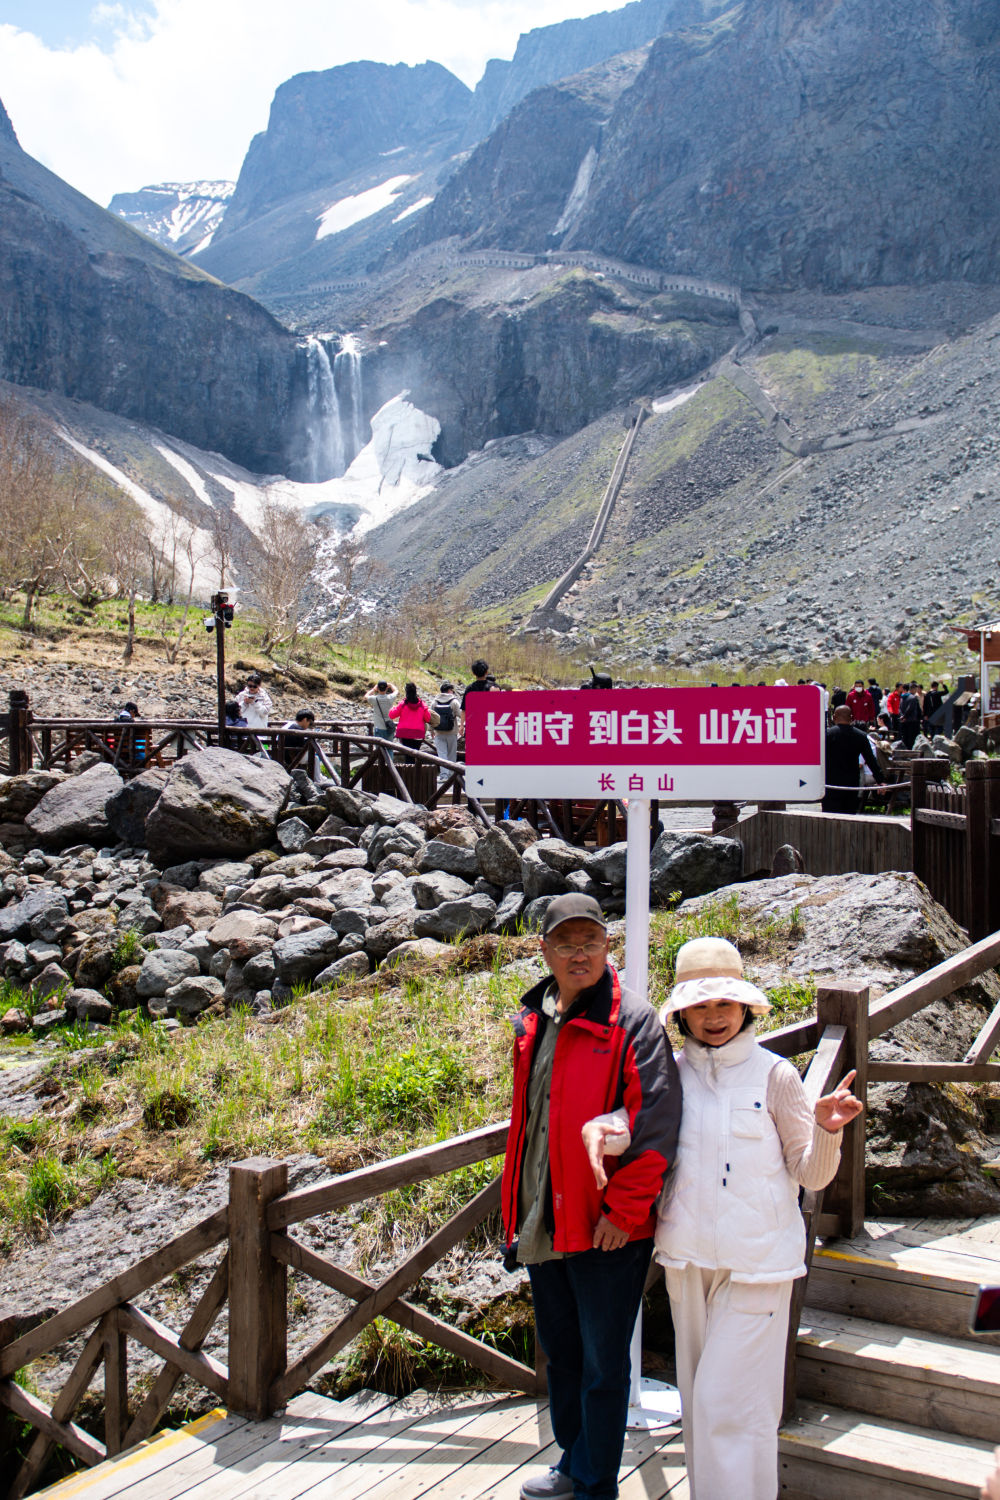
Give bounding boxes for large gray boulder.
[649,832,742,903]
[364,912,419,959]
[0,888,69,943]
[106,766,171,846]
[413,894,497,939]
[272,926,341,983]
[0,771,66,822]
[534,838,589,877]
[25,764,123,848]
[416,839,479,880]
[521,844,570,900]
[413,870,474,910]
[136,948,200,998]
[584,842,628,888]
[145,749,291,860]
[475,828,522,888]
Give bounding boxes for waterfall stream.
[302,334,365,482]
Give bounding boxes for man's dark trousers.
[528,1238,652,1499]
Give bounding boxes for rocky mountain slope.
[461,0,725,144]
[189,4,726,299]
[193,61,472,293]
[414,0,1000,292]
[363,278,1000,672]
[0,101,303,474]
[107,180,234,257]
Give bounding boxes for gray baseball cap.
[540,893,608,938]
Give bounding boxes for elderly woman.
[585,936,862,1500]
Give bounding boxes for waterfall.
[334,333,365,467]
[303,336,345,482]
[301,333,365,481]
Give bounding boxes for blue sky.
[0,0,614,206]
[1,1,155,49]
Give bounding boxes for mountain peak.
[0,95,19,145]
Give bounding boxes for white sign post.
[623,796,682,1429]
[465,687,824,1433]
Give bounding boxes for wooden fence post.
[8,691,31,775]
[964,759,1000,942]
[910,757,950,889]
[102,1309,128,1457]
[228,1158,288,1419]
[815,982,869,1238]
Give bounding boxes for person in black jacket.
[823,706,887,813]
[827,708,887,816]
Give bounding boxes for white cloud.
[0,0,619,207]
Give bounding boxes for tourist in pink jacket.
[389,682,439,750]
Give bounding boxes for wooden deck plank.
[46,1392,391,1500]
[470,1437,560,1499]
[342,1397,552,1500]
[618,1433,689,1500]
[799,1308,1000,1391]
[37,1410,250,1500]
[190,1392,510,1500]
[814,1235,1000,1288]
[779,1402,996,1494]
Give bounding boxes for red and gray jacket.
[501,965,681,1254]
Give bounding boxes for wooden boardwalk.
[37,1389,688,1500]
[31,1217,1000,1500]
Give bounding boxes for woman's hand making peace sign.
[815,1069,864,1134]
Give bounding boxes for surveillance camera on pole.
[210,592,236,745]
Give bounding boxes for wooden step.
[779,1401,997,1498]
[797,1306,1000,1441]
[808,1230,1000,1341]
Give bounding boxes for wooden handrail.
[868,928,1000,1037]
[0,1206,228,1379]
[267,1120,510,1231]
[271,1176,502,1406]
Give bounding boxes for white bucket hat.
[661,936,772,1017]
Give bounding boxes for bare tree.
[57,464,123,608]
[318,531,386,633]
[108,504,152,660]
[206,503,240,590]
[154,516,209,663]
[243,499,316,655]
[403,581,468,663]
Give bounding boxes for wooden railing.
[0,1122,530,1498]
[2,930,1000,1490]
[778,931,1000,1417]
[4,691,647,848]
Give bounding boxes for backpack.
[435,698,455,732]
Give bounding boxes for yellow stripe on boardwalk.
[38,1409,229,1497]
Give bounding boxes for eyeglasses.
[548,941,607,958]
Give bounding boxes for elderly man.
[502,893,680,1500]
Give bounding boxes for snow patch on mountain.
[107,181,234,257]
[393,195,434,223]
[315,176,413,239]
[55,430,220,594]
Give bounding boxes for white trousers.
[665,1266,792,1500]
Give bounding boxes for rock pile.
[0,752,742,1029]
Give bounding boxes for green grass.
[0,900,815,1255]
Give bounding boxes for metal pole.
[623,798,651,1005]
[213,595,227,749]
[622,798,680,1430]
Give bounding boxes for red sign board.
[464,686,825,801]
